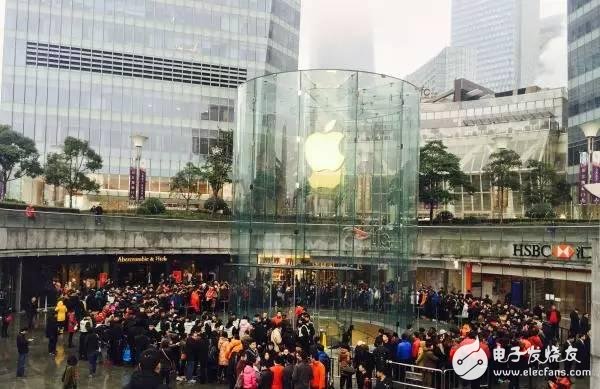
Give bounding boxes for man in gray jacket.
[292,351,313,389]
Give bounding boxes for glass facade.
[230,70,420,333]
[0,0,300,207]
[451,0,540,92]
[567,0,600,168]
[421,87,568,218]
[406,47,477,96]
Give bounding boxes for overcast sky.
[299,0,567,88]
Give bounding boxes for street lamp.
[131,134,148,204]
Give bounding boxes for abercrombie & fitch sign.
[512,243,591,260]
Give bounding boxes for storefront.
[11,253,230,310]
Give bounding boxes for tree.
[419,140,474,223]
[0,126,42,201]
[483,149,521,222]
[522,159,571,218]
[170,162,203,211]
[201,130,233,215]
[44,136,103,208]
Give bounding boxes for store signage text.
[117,255,168,264]
[512,243,591,260]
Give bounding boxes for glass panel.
[232,70,420,333]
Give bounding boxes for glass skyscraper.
[406,46,477,97]
[567,0,600,178]
[451,0,540,92]
[0,0,300,207]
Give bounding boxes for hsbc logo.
[512,243,590,260]
[552,244,575,259]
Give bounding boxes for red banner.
[129,167,137,200]
[138,168,146,201]
[579,152,588,205]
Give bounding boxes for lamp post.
[131,134,148,204]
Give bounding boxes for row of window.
[568,35,600,79]
[26,41,247,88]
[568,5,600,43]
[421,98,560,120]
[568,78,600,116]
[568,0,594,14]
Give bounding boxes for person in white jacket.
[238,317,251,338]
[270,325,282,352]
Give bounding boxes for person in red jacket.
[547,305,561,341]
[270,356,285,389]
[411,334,421,360]
[310,354,326,389]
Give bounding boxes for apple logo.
[304,120,345,188]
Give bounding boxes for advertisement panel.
[579,152,588,205]
[138,168,146,201]
[129,167,137,200]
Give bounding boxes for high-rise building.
[406,46,477,96]
[451,0,540,92]
[0,0,300,207]
[567,0,600,187]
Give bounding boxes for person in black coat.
[354,341,374,389]
[197,333,210,383]
[25,297,37,330]
[125,349,168,389]
[16,328,30,377]
[134,331,151,365]
[86,328,101,377]
[569,309,580,336]
[45,314,58,355]
[580,313,590,335]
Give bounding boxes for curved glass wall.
[231,70,420,342]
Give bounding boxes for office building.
[406,47,477,97]
[451,0,540,92]
[567,0,600,199]
[0,0,300,207]
[420,79,568,219]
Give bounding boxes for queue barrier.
[385,360,494,389]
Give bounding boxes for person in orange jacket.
[225,334,244,361]
[310,354,326,389]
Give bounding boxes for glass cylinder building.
[231,69,420,337]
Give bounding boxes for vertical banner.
[592,151,600,204]
[464,262,472,293]
[0,180,4,200]
[129,167,137,200]
[138,168,146,201]
[579,152,588,205]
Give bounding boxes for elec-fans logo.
[452,337,488,381]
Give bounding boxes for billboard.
[579,152,588,205]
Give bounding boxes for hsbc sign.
[512,243,591,260]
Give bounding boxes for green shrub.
[203,196,230,215]
[434,210,454,223]
[137,197,166,215]
[525,203,556,219]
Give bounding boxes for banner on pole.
[138,168,146,201]
[579,152,589,205]
[129,167,137,200]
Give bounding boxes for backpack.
[122,344,132,363]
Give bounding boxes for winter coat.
[226,338,243,360]
[270,364,284,389]
[125,370,168,389]
[239,319,251,337]
[55,301,67,322]
[242,365,258,389]
[218,337,230,366]
[310,360,326,389]
[292,361,313,389]
[67,312,78,333]
[271,327,282,352]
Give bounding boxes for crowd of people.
[10,276,593,389]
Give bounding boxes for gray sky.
[299,0,567,88]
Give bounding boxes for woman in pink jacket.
[242,360,258,389]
